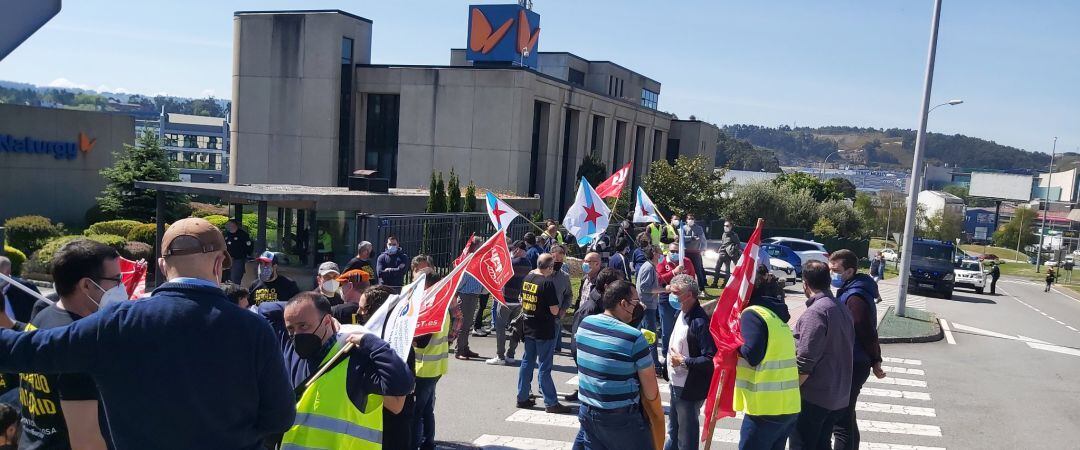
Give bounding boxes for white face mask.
[321,279,340,294]
[686,220,695,227]
[88,279,128,311]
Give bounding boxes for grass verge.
[879,306,943,343]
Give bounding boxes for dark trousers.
[990,276,999,294]
[713,254,737,286]
[687,251,707,291]
[740,414,798,450]
[474,293,490,330]
[413,376,440,450]
[789,400,841,450]
[832,362,872,450]
[383,394,415,450]
[573,403,652,450]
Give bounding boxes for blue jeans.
[517,337,558,407]
[739,414,798,450]
[573,404,652,450]
[665,386,704,450]
[412,376,440,450]
[640,308,660,368]
[790,400,841,450]
[658,300,678,359]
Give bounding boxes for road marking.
[861,387,932,401]
[868,376,928,388]
[504,410,742,442]
[881,365,925,376]
[1017,335,1051,344]
[951,322,1017,341]
[1068,326,1078,332]
[474,434,572,449]
[939,319,956,345]
[1026,341,1080,358]
[861,443,946,450]
[856,401,936,417]
[857,419,942,437]
[882,357,922,366]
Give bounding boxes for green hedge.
[120,241,153,261]
[85,220,142,238]
[203,215,230,229]
[127,223,160,246]
[3,215,62,255]
[3,245,26,276]
[25,235,127,275]
[86,234,127,251]
[190,202,228,218]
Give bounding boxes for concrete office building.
[0,103,134,225]
[230,8,720,216]
[160,112,230,183]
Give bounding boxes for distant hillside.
[0,80,229,117]
[723,124,1051,172]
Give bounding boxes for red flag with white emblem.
[415,265,466,336]
[463,229,514,304]
[702,218,765,445]
[595,161,632,199]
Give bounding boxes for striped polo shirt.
[574,313,653,410]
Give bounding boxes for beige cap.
[161,218,232,266]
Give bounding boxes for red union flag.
[118,257,148,299]
[594,161,632,199]
[453,234,474,267]
[464,229,513,304]
[701,218,765,445]
[415,266,466,336]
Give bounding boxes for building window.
[613,120,627,172]
[341,37,354,65]
[590,115,605,154]
[666,138,680,164]
[364,94,400,187]
[568,68,585,87]
[608,76,614,96]
[641,89,658,109]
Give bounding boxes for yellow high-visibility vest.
[414,313,450,378]
[733,305,801,416]
[282,340,383,450]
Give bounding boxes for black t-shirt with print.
[332,303,362,325]
[248,276,301,306]
[20,306,99,450]
[520,273,559,340]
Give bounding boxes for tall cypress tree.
[97,129,190,222]
[463,181,478,212]
[447,169,462,213]
[432,172,448,213]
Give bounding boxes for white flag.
[485,192,521,231]
[562,177,611,246]
[347,274,426,363]
[633,187,660,223]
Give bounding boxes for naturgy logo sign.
[466,4,541,68]
[0,132,94,160]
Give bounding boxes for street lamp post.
[895,0,945,318]
[821,151,842,178]
[1035,137,1059,272]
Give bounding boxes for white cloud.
[95,84,130,94]
[48,78,89,90]
[199,89,216,98]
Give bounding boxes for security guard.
[734,270,801,448]
[412,312,450,450]
[265,292,413,449]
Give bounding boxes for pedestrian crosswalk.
[463,356,948,450]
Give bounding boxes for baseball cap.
[337,269,371,284]
[256,251,285,265]
[161,218,232,266]
[318,261,341,276]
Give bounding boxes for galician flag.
[485,192,521,231]
[633,187,661,223]
[562,177,611,246]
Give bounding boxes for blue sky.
[1,0,1076,154]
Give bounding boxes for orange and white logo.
[78,132,96,153]
[469,7,514,54]
[516,9,540,55]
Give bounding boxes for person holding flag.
[562,177,611,247]
[657,240,695,368]
[664,274,716,450]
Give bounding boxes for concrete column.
[256,201,268,255]
[232,203,244,224]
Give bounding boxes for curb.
[878,306,944,344]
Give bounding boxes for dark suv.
[906,239,956,299]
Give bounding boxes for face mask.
[259,265,273,282]
[672,220,680,227]
[668,254,678,263]
[686,220,695,227]
[669,293,682,311]
[321,279,340,294]
[553,261,564,272]
[88,280,128,310]
[387,245,399,254]
[290,316,328,359]
[830,272,845,289]
[581,262,591,274]
[630,302,645,325]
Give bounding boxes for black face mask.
[291,316,328,359]
[629,302,645,326]
[553,261,564,271]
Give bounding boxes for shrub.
[203,215,230,229]
[86,234,128,251]
[120,241,153,261]
[84,220,142,238]
[127,223,160,246]
[240,213,277,235]
[3,245,27,276]
[190,202,228,218]
[812,217,839,239]
[26,235,82,274]
[3,215,62,255]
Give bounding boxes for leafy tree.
[576,152,607,187]
[824,177,857,199]
[463,181,477,212]
[426,172,447,213]
[715,132,781,172]
[773,172,842,202]
[447,169,462,213]
[812,217,839,239]
[818,200,864,237]
[993,207,1037,250]
[723,181,820,230]
[642,156,729,220]
[854,193,879,235]
[604,184,633,225]
[97,129,190,222]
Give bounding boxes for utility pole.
[896,0,944,318]
[1036,137,1058,272]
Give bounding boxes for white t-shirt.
[667,311,691,388]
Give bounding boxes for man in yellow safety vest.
[734,266,801,449]
[265,292,413,449]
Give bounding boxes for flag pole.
[702,369,727,450]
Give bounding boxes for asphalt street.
[430,277,1080,449]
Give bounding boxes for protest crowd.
[0,165,885,450]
